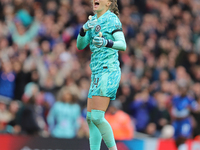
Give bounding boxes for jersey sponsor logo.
[95,25,101,32]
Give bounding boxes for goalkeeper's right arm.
[77,16,97,50]
[76,27,90,50]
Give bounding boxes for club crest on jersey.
[95,25,101,32]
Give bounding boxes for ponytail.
[109,0,119,17]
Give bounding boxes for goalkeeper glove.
[83,17,97,31]
[93,36,114,48]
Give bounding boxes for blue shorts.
[88,70,121,100]
[173,117,192,139]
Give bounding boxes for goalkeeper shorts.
[88,70,121,100]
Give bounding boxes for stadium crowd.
[0,0,200,144]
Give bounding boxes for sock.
[91,109,117,149]
[86,112,102,150]
[109,145,118,150]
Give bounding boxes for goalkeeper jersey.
[87,10,122,74]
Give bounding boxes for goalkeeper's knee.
[91,109,105,126]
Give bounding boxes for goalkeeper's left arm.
[93,31,126,51]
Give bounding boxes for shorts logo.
[95,25,101,32]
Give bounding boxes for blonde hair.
[109,0,119,17]
[57,86,77,103]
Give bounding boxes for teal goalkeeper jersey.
[87,10,123,74]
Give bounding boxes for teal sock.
[86,112,102,150]
[91,109,116,148]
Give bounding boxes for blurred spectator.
[105,100,134,140]
[47,86,81,138]
[38,90,56,118]
[147,92,171,137]
[130,89,156,133]
[117,83,134,114]
[192,97,200,138]
[13,60,30,100]
[0,100,12,132]
[19,96,44,135]
[6,101,21,134]
[0,60,16,100]
[7,9,40,48]
[171,81,199,146]
[22,82,39,102]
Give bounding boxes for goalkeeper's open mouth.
[94,1,100,9]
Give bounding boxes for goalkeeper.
[76,0,126,150]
